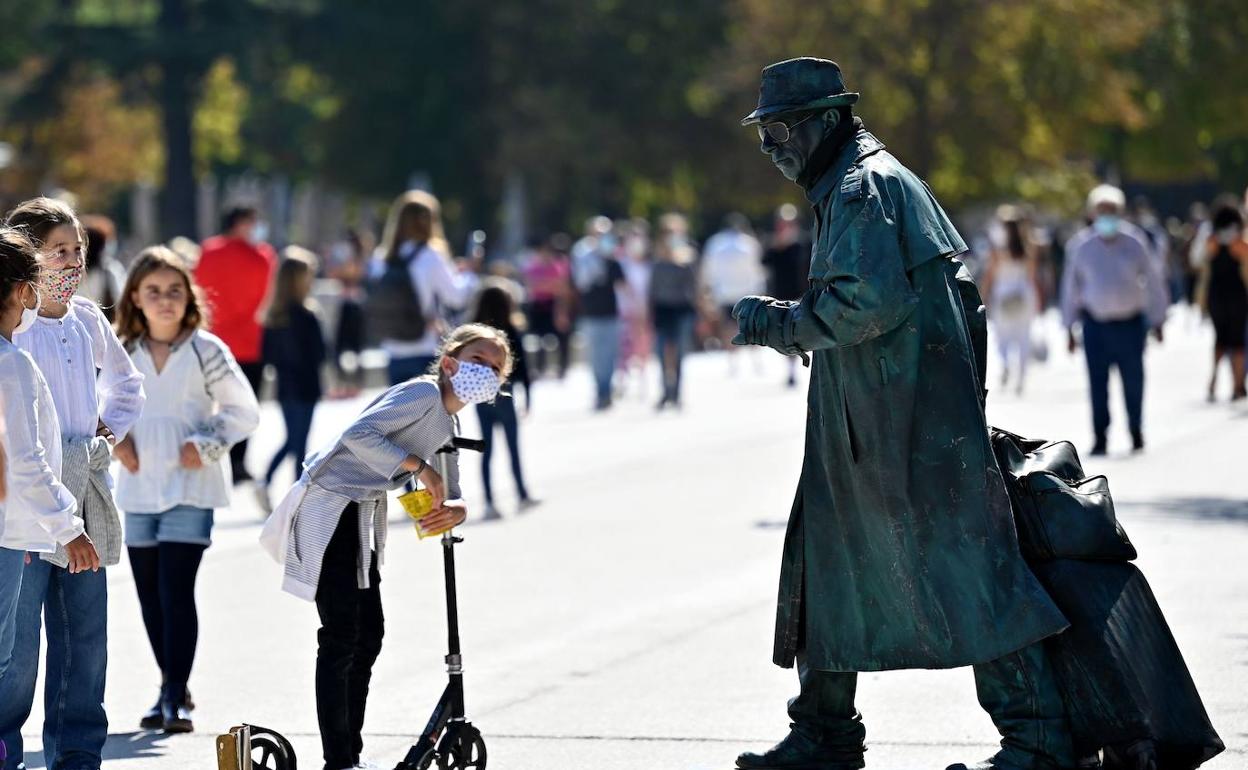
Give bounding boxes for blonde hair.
[381,189,450,262]
[266,245,319,328]
[433,323,514,380]
[115,246,207,345]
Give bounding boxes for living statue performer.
[731,56,1224,770]
[732,56,1079,770]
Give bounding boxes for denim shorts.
[125,505,215,547]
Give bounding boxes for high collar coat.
[759,129,1068,671]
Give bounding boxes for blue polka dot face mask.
[450,360,501,404]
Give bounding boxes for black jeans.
[266,399,317,484]
[476,398,530,504]
[231,361,265,482]
[315,504,384,770]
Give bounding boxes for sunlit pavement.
[17,307,1246,769]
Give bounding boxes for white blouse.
[0,338,82,552]
[14,296,145,442]
[115,330,260,513]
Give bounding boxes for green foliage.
[2,0,1246,235]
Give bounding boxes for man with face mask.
[195,205,277,484]
[1061,185,1168,456]
[731,57,1078,770]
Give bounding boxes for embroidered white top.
[14,296,145,442]
[116,330,260,513]
[0,337,82,552]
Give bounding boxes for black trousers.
[128,543,206,700]
[231,361,265,482]
[315,503,384,770]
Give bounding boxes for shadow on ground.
[1118,497,1248,524]
[20,732,172,769]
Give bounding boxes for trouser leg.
[0,548,27,681]
[128,546,166,676]
[498,398,529,499]
[1081,317,1111,437]
[43,565,109,770]
[317,509,363,770]
[157,543,206,698]
[786,653,866,758]
[1116,320,1147,436]
[347,555,384,764]
[475,404,498,504]
[0,558,52,764]
[972,642,1075,769]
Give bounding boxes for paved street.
[16,308,1247,769]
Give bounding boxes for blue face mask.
[1093,215,1120,238]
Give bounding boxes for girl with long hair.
[372,190,472,384]
[113,245,260,731]
[264,323,509,770]
[471,281,534,517]
[983,209,1042,394]
[259,246,327,511]
[0,197,144,769]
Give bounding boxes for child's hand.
[95,419,116,445]
[65,533,101,574]
[179,442,204,470]
[417,465,445,510]
[418,501,467,536]
[113,435,140,474]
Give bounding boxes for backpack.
[365,249,427,344]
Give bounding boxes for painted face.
[759,111,833,182]
[38,224,85,304]
[133,267,190,330]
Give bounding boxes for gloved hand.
[731,295,811,365]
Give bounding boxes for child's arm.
[83,299,145,441]
[186,334,261,464]
[340,382,438,480]
[1,355,82,544]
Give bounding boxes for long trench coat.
[753,130,1068,672]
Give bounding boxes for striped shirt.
[282,376,460,600]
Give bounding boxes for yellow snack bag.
[398,488,454,539]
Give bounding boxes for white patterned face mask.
[450,360,501,404]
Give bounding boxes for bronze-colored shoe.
[736,730,864,770]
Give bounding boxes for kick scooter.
[236,437,488,770]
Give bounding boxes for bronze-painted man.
[732,57,1078,770]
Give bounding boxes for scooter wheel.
[417,724,486,770]
[248,726,297,770]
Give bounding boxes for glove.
[732,295,811,365]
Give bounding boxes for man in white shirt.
[702,213,765,370]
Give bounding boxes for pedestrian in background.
[195,205,276,485]
[260,247,327,510]
[78,215,125,322]
[521,236,573,379]
[650,215,700,410]
[0,226,93,690]
[1062,184,1168,455]
[113,246,260,732]
[983,207,1042,394]
[327,229,371,395]
[471,280,535,518]
[617,218,654,400]
[0,197,144,770]
[702,212,765,373]
[760,203,810,388]
[1195,201,1248,401]
[572,216,629,411]
[369,190,472,385]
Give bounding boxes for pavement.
[14,307,1247,769]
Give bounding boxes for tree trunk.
[158,0,197,240]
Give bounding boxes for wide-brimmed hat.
[741,57,860,126]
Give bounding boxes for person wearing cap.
[731,57,1077,770]
[1061,184,1168,456]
